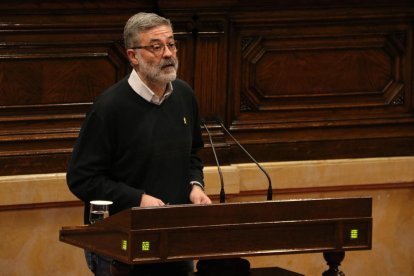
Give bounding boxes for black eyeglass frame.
[129,42,178,55]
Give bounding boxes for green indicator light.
[121,240,127,251]
[350,229,359,239]
[142,241,150,251]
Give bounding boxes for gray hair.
[123,12,172,49]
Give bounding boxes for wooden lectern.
[60,197,372,275]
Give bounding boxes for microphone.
[216,118,273,201]
[199,120,252,274]
[201,119,226,203]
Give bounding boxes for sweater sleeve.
[66,109,143,218]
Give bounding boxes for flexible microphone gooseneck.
[201,119,226,203]
[216,119,273,201]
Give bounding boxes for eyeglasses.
[130,42,178,56]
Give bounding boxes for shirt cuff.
[190,181,204,191]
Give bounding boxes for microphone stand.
[197,119,252,275]
[217,119,273,201]
[201,120,226,203]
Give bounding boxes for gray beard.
[138,57,178,84]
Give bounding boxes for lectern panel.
[166,221,337,258]
[60,197,372,265]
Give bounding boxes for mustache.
[160,58,177,69]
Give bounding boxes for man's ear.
[126,49,139,66]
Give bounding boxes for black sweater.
[66,77,204,223]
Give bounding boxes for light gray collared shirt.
[127,69,173,105]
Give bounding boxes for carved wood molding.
[239,31,408,111]
[228,16,414,146]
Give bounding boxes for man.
[67,12,211,275]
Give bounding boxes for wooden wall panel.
[234,23,409,112]
[0,0,413,175]
[226,4,414,162]
[0,1,154,175]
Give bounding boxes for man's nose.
[162,45,174,57]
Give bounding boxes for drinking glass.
[89,200,113,224]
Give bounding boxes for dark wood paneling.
[0,1,155,175]
[0,0,413,175]
[226,3,414,162]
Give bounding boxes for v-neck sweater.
[67,76,204,223]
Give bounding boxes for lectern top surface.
[91,197,371,230]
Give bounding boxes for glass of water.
[89,200,113,224]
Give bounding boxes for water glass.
[89,200,112,224]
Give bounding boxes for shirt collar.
[127,69,173,105]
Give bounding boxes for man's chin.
[144,68,177,84]
[160,72,177,83]
[162,66,176,74]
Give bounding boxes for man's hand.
[189,185,212,204]
[140,194,165,207]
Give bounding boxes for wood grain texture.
[0,0,413,175]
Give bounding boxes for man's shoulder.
[97,76,131,99]
[101,76,130,98]
[91,77,133,111]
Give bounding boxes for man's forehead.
[140,25,174,41]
